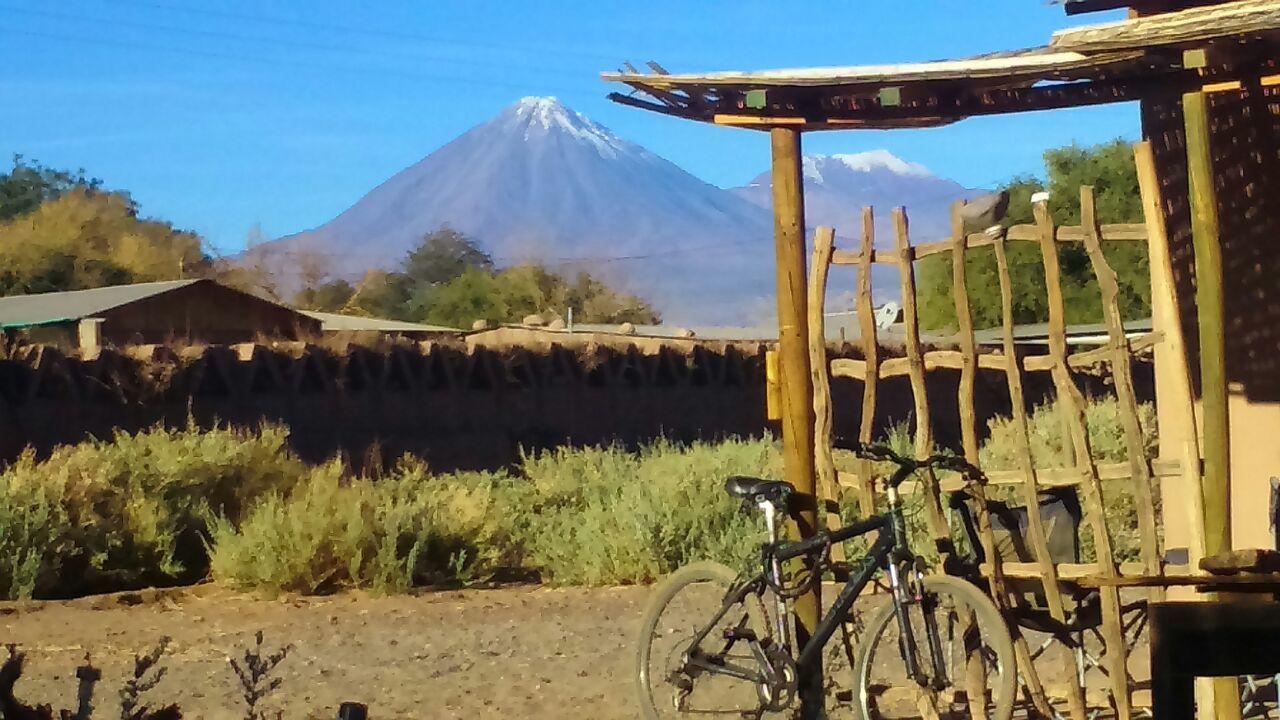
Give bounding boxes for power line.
[108,0,627,64]
[6,27,589,96]
[0,4,598,85]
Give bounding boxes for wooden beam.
[768,127,823,719]
[1182,91,1231,560]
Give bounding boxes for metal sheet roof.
[0,279,201,329]
[301,311,460,334]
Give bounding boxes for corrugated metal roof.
[301,311,460,334]
[0,279,202,329]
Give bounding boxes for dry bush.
[518,439,778,585]
[0,423,306,599]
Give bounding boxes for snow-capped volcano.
[734,151,981,246]
[803,151,932,183]
[255,97,774,323]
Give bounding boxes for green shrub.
[520,439,778,585]
[207,459,525,594]
[978,396,1159,563]
[979,396,1157,470]
[0,422,305,599]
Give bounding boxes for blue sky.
[2,1,1137,256]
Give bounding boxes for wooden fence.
[808,183,1202,719]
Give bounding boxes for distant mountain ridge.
[255,97,979,323]
[732,151,982,247]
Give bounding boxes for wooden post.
[1183,90,1242,720]
[769,127,822,718]
[1183,91,1231,558]
[1035,201,1132,719]
[855,207,880,515]
[809,227,845,560]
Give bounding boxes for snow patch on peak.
[831,150,931,177]
[802,156,824,185]
[510,96,629,160]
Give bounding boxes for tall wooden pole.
[769,127,822,718]
[1183,90,1241,720]
[1183,91,1231,558]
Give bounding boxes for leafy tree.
[916,139,1148,331]
[329,228,661,328]
[345,270,415,320]
[402,226,493,286]
[0,155,101,222]
[294,279,356,313]
[0,187,207,296]
[404,263,659,328]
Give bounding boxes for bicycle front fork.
[888,560,949,691]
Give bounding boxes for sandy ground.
[2,584,651,719]
[0,584,1152,719]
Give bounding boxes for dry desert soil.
[0,583,1147,719]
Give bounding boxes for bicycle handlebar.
[832,437,988,490]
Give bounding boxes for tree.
[0,187,206,296]
[916,139,1148,331]
[294,279,356,313]
[404,263,660,328]
[0,155,101,223]
[402,227,493,286]
[345,270,415,320]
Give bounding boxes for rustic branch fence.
[809,182,1201,718]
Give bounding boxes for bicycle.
[634,442,1017,720]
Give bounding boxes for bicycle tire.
[635,562,775,719]
[852,574,1017,720]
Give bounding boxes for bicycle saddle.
[724,476,794,503]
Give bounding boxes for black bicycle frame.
[682,455,959,695]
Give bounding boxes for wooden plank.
[1076,573,1280,589]
[855,206,879,515]
[830,223,1148,266]
[829,357,866,379]
[1035,200,1132,720]
[1135,140,1209,572]
[980,561,1151,580]
[879,351,1008,377]
[1080,186,1164,600]
[844,458,1186,495]
[768,127,822,716]
[894,208,950,548]
[1051,0,1280,53]
[1183,91,1231,560]
[807,226,843,557]
[1022,331,1165,372]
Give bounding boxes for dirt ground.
[0,583,1150,719]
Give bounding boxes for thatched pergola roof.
[602,0,1280,130]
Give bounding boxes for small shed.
[0,279,320,350]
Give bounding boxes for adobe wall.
[0,341,1148,472]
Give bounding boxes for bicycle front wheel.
[853,574,1016,720]
[635,562,783,719]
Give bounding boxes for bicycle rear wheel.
[853,574,1016,720]
[635,562,784,719]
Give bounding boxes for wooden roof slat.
[602,48,1144,90]
[1052,0,1280,52]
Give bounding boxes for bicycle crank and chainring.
[756,644,798,712]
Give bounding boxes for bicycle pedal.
[723,627,758,642]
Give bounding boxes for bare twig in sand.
[228,631,292,720]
